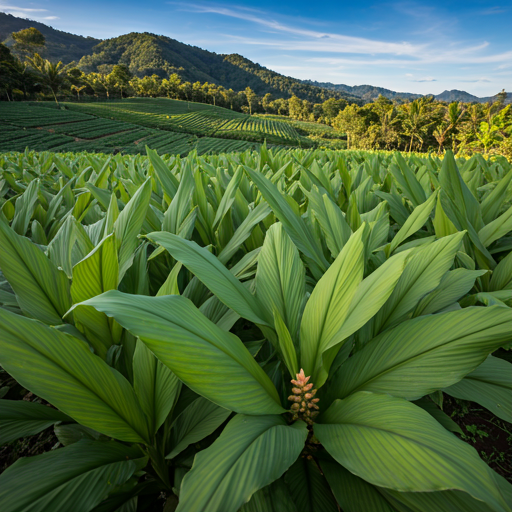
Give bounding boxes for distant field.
[254,113,347,149]
[0,102,261,155]
[62,98,312,146]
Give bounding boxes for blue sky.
[2,1,511,96]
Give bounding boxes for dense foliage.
[0,146,511,511]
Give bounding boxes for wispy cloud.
[0,3,60,21]
[479,6,508,15]
[0,4,48,12]
[412,77,437,82]
[176,2,512,68]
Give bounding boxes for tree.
[399,98,436,152]
[262,93,274,114]
[244,87,258,115]
[26,53,66,106]
[71,84,87,100]
[109,64,132,98]
[11,28,45,59]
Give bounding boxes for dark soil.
[443,395,512,482]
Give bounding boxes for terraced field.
[62,98,311,146]
[0,102,260,155]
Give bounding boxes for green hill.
[0,12,99,63]
[77,33,361,104]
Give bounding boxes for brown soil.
[443,395,512,482]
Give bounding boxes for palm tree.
[26,53,66,106]
[400,98,435,152]
[71,84,87,101]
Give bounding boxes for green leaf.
[147,146,179,201]
[156,261,182,296]
[320,459,398,512]
[166,397,230,459]
[71,233,120,359]
[479,204,512,248]
[176,414,307,512]
[284,457,339,512]
[114,178,152,280]
[325,306,512,402]
[300,228,365,383]
[11,178,39,235]
[315,392,510,512]
[72,291,284,415]
[414,268,486,316]
[0,217,71,325]
[147,231,269,326]
[444,356,512,423]
[133,340,181,435]
[255,223,305,338]
[388,191,437,254]
[490,251,512,291]
[274,309,299,378]
[0,400,72,445]
[240,478,297,512]
[0,440,147,512]
[213,166,243,229]
[0,308,150,443]
[373,232,465,332]
[244,166,328,271]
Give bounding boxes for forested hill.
[0,13,99,62]
[77,33,361,103]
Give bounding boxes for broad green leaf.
[414,268,486,316]
[11,178,39,235]
[300,228,365,383]
[325,306,512,402]
[307,186,352,258]
[0,440,147,512]
[320,460,398,512]
[479,204,512,248]
[176,414,307,512]
[315,392,510,512]
[490,251,512,291]
[71,234,120,358]
[388,191,437,254]
[0,217,71,325]
[444,356,512,423]
[284,457,339,512]
[147,231,269,326]
[433,194,458,238]
[373,232,465,332]
[240,478,297,512]
[156,261,182,296]
[166,397,230,459]
[217,202,270,265]
[255,223,305,338]
[0,400,72,445]
[73,291,284,415]
[213,166,243,229]
[114,178,152,279]
[146,146,178,201]
[163,164,194,234]
[274,309,299,378]
[413,398,463,434]
[133,340,181,435]
[0,308,150,443]
[244,166,328,271]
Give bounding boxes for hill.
[77,33,361,104]
[0,12,99,63]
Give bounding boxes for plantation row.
[0,147,511,512]
[0,103,260,155]
[60,98,310,146]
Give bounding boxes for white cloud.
[0,4,47,12]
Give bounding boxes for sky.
[2,0,512,96]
